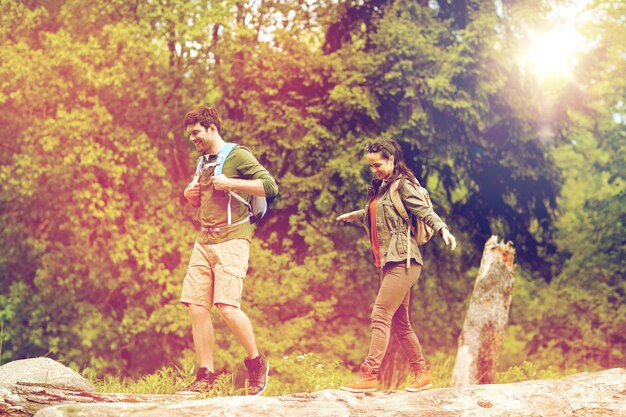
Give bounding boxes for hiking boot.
[244,355,269,396]
[340,365,378,393]
[176,367,216,394]
[406,367,432,392]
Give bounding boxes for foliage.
[0,1,192,372]
[83,356,587,395]
[512,0,626,369]
[0,0,624,389]
[495,361,588,384]
[264,353,346,395]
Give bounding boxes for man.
[178,106,278,396]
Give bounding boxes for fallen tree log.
[1,368,621,417]
[0,383,187,417]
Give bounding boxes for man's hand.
[441,227,457,251]
[210,174,233,191]
[184,181,200,205]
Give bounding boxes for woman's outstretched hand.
[336,210,364,223]
[441,228,457,251]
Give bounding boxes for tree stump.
[379,333,408,390]
[450,235,516,386]
[379,288,419,390]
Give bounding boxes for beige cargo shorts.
[180,239,250,309]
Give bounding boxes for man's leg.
[217,304,268,395]
[216,304,258,358]
[213,238,257,356]
[189,303,216,371]
[178,242,218,394]
[213,239,268,395]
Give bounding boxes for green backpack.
[390,178,434,268]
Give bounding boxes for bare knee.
[217,304,239,323]
[187,303,210,319]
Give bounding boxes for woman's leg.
[362,263,420,372]
[390,265,427,370]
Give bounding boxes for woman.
[336,139,457,393]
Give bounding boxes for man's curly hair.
[183,106,221,134]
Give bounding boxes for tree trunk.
[0,383,188,417]
[379,333,408,390]
[450,235,516,386]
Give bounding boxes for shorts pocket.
[222,264,247,279]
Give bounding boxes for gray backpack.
[194,143,267,225]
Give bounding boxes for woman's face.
[367,152,395,180]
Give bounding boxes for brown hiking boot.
[406,367,432,392]
[340,365,378,393]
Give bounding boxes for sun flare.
[521,26,585,79]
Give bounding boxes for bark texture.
[0,358,93,393]
[379,334,409,390]
[0,383,189,417]
[451,235,516,386]
[1,368,618,417]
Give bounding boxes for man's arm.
[211,176,266,196]
[223,147,279,197]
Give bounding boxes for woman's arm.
[336,209,365,223]
[400,182,456,250]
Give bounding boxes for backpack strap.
[214,142,267,226]
[390,179,412,269]
[227,191,251,225]
[194,155,205,177]
[214,143,238,176]
[190,155,205,194]
[390,179,409,221]
[207,142,269,226]
[212,143,239,225]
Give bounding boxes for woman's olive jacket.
[362,177,448,268]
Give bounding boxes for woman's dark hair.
[183,106,221,134]
[365,139,416,201]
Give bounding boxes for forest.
[1,0,624,393]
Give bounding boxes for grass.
[84,366,185,395]
[83,353,350,397]
[495,360,592,384]
[263,353,349,396]
[82,352,589,397]
[85,365,249,397]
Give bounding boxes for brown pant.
[362,262,426,372]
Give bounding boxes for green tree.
[509,0,626,368]
[2,0,624,381]
[0,1,193,373]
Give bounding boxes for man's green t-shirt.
[195,145,278,245]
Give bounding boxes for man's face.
[186,122,213,153]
